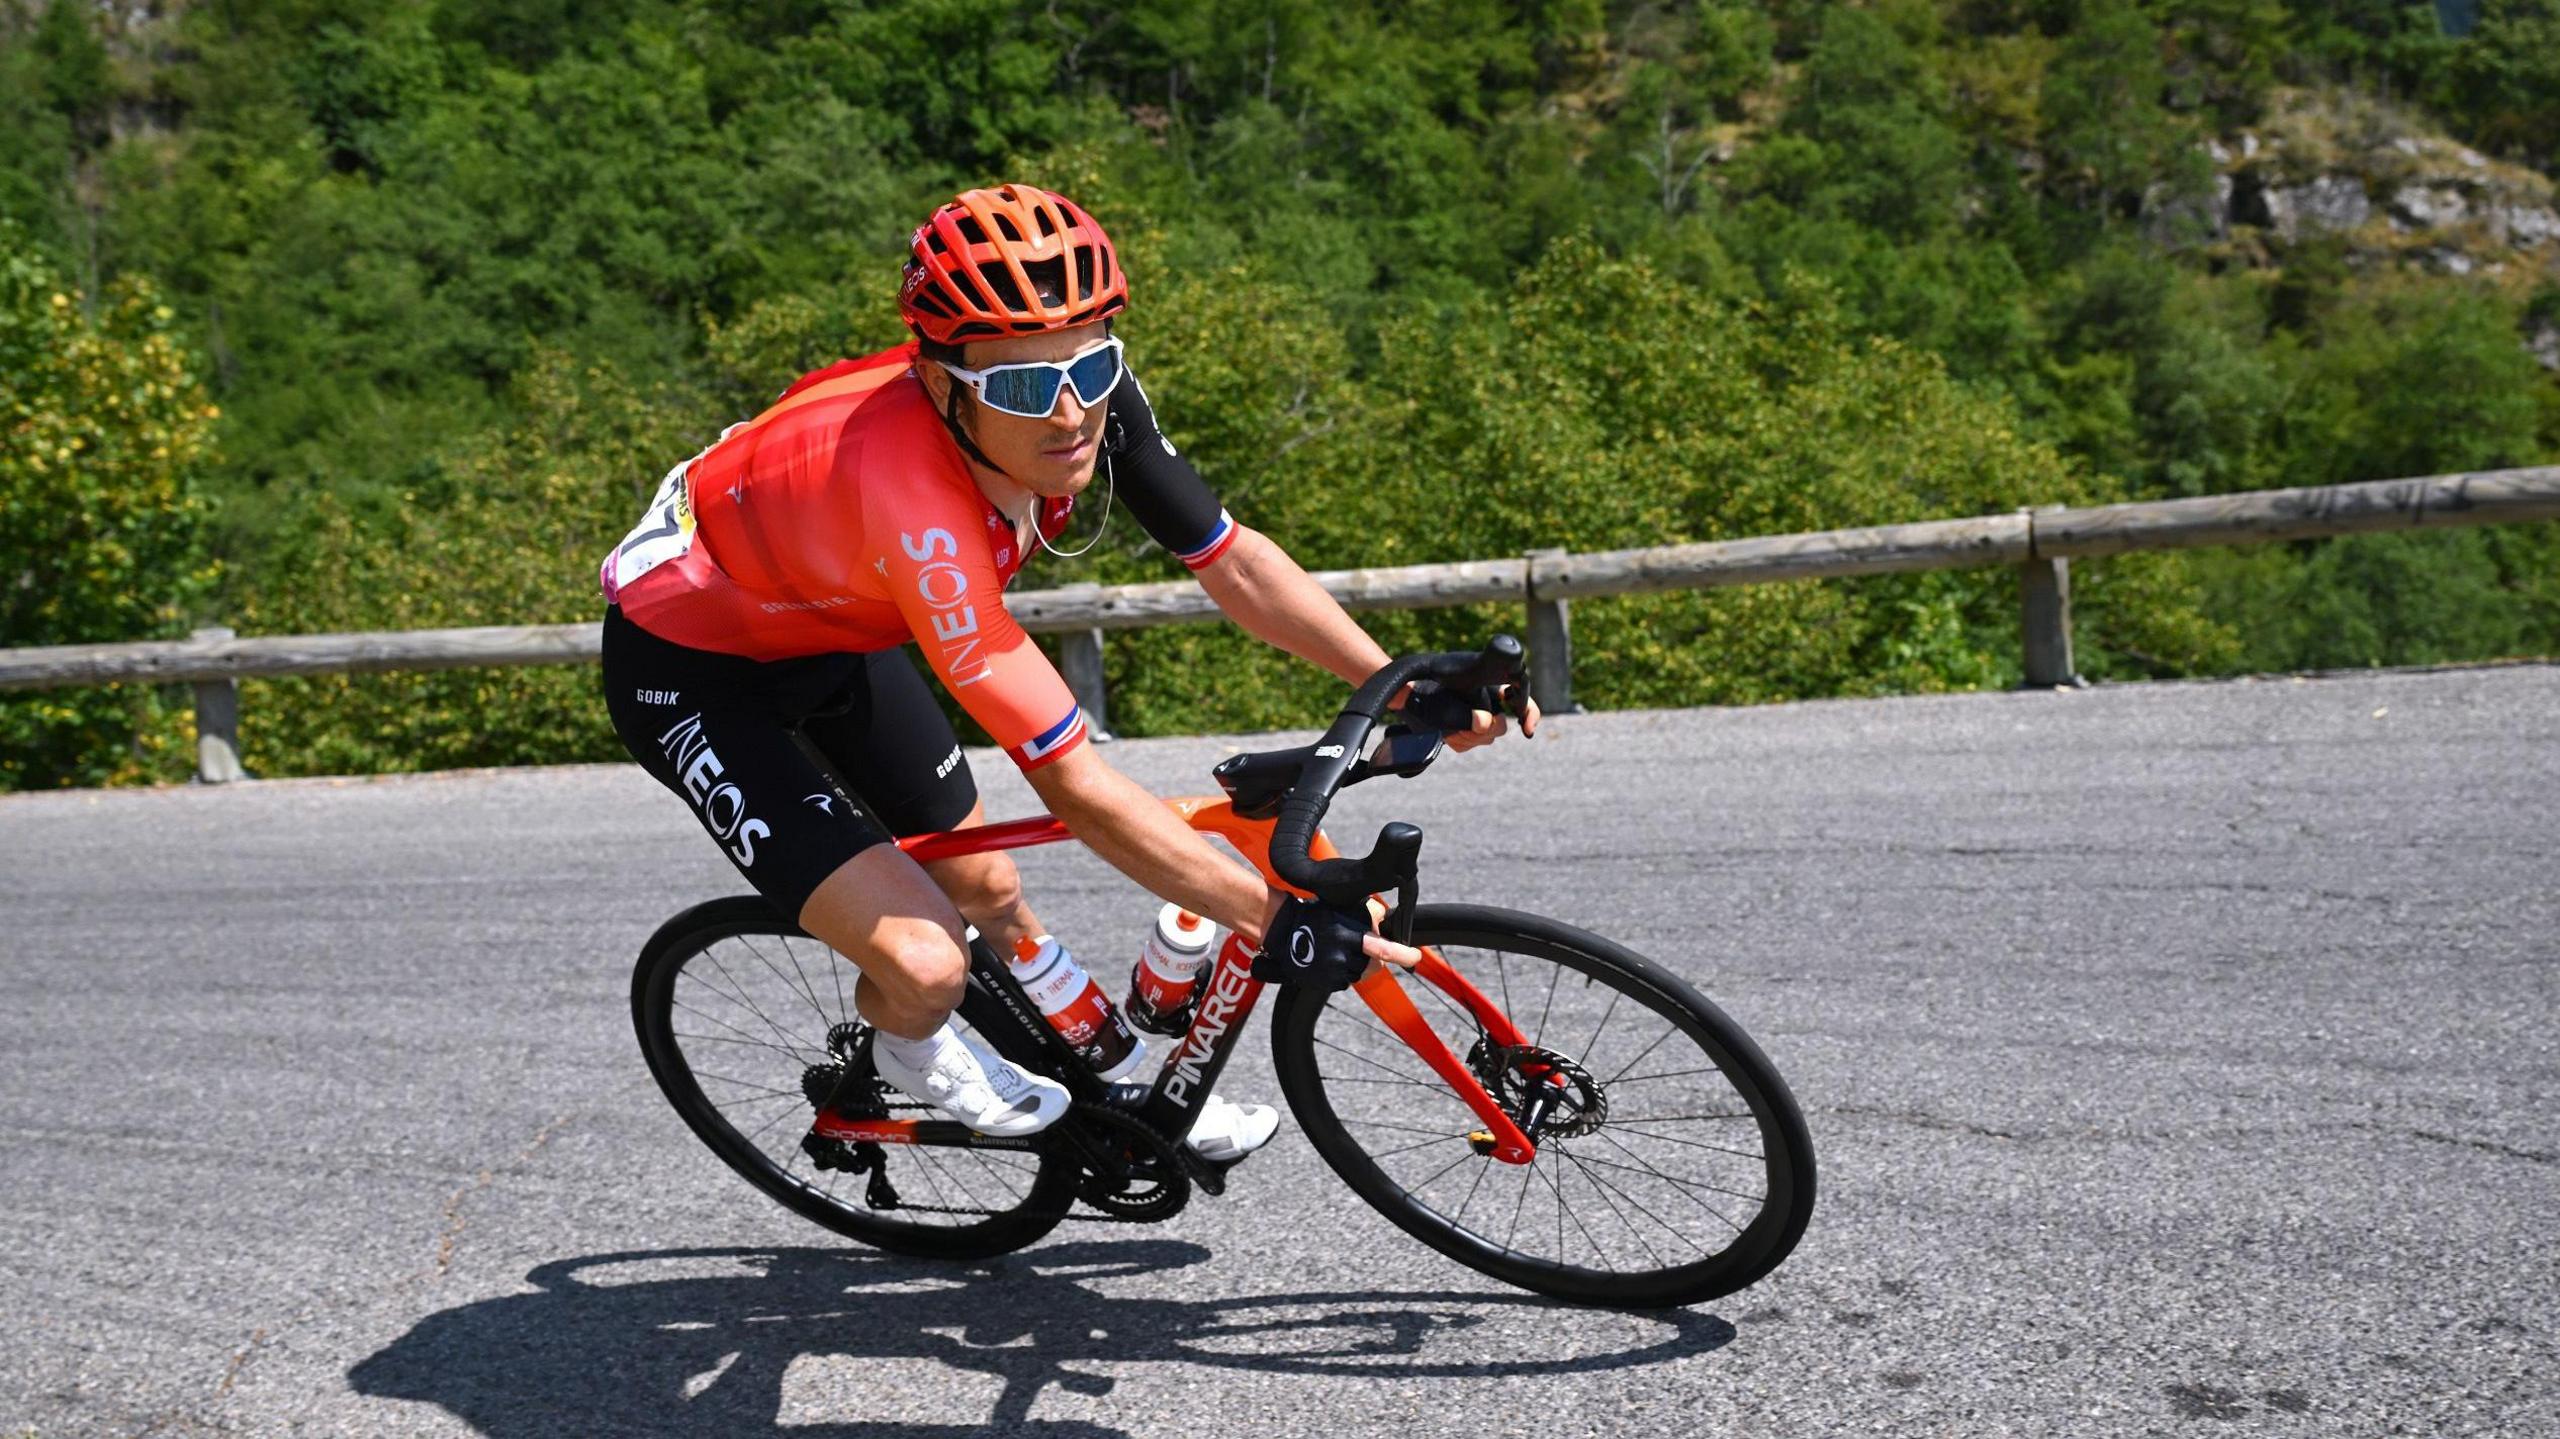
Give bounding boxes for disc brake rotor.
[1469,1040,1609,1140]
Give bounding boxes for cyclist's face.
[938,322,1112,498]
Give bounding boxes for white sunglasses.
[938,336,1126,419]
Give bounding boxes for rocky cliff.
[2152,88,2560,366]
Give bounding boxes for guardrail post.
[1522,549,1583,715]
[190,626,248,783]
[1058,625,1114,743]
[2019,557,2083,689]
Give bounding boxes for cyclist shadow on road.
[348,1240,1735,1437]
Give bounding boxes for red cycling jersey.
[604,341,1101,771]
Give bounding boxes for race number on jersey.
[608,461,698,594]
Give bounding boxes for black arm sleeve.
[1103,367,1235,567]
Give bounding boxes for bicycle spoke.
[1393,1145,1482,1199]
[1313,1033,1442,1087]
[1539,1150,1617,1272]
[1611,1064,1738,1086]
[682,950,823,1066]
[1365,1132,1476,1161]
[737,1094,812,1147]
[1336,1116,1485,1140]
[691,1069,811,1100]
[1559,1147,1668,1271]
[705,1089,810,1114]
[1573,1144,1763,1205]
[1564,1148,1713,1258]
[1601,1023,1678,1086]
[1609,1110,1759,1123]
[1588,1133,1752,1231]
[670,999,812,1059]
[1503,1154,1537,1254]
[737,933,836,1038]
[1577,986,1626,1076]
[690,943,814,1054]
[1452,1153,1494,1223]
[1531,963,1560,1051]
[1592,1125,1765,1161]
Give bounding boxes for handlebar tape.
[1268,637,1526,904]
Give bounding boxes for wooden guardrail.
[4,466,2556,782]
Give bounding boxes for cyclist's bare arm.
[1195,526,1539,749]
[1024,744,1419,966]
[1192,525,1389,686]
[1025,744,1279,939]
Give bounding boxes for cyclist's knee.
[872,919,969,1015]
[932,852,1023,927]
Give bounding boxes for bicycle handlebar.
[1268,635,1529,912]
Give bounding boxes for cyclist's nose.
[1047,390,1086,429]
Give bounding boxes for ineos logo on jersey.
[804,792,837,815]
[899,527,990,687]
[656,713,771,867]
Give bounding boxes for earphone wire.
[1035,447,1115,560]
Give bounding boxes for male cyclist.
[600,184,1533,1156]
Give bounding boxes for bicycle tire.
[632,895,1079,1260]
[1270,904,1815,1308]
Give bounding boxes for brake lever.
[1387,873,1418,947]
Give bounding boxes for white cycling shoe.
[1186,1094,1281,1162]
[872,1029,1071,1138]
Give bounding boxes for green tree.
[0,228,218,787]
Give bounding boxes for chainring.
[1062,1101,1192,1221]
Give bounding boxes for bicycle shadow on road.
[348,1240,1734,1437]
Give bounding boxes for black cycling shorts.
[600,606,979,918]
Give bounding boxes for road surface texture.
[3,664,2554,1437]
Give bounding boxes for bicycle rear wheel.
[1270,904,1814,1308]
[632,896,1078,1260]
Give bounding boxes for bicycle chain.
[802,1069,1193,1224]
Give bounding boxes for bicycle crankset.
[1061,1102,1191,1221]
[1467,1040,1609,1142]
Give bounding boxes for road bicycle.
[631,638,1815,1308]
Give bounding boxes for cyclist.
[600,184,1534,1154]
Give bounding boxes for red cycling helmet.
[900,185,1128,347]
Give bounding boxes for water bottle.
[1127,905,1219,1036]
[1008,935,1146,1081]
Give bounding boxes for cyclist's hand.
[1255,893,1418,989]
[1392,680,1539,751]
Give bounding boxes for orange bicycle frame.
[889,795,1540,1164]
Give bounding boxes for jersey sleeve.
[870,487,1089,772]
[1104,368,1238,571]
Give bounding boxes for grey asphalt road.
[3,664,2555,1438]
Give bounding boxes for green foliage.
[0,226,217,787]
[2440,0,2560,173]
[229,347,700,777]
[0,0,2553,787]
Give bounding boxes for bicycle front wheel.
[1270,904,1814,1307]
[632,896,1079,1260]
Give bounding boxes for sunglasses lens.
[978,366,1064,418]
[1065,343,1123,404]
